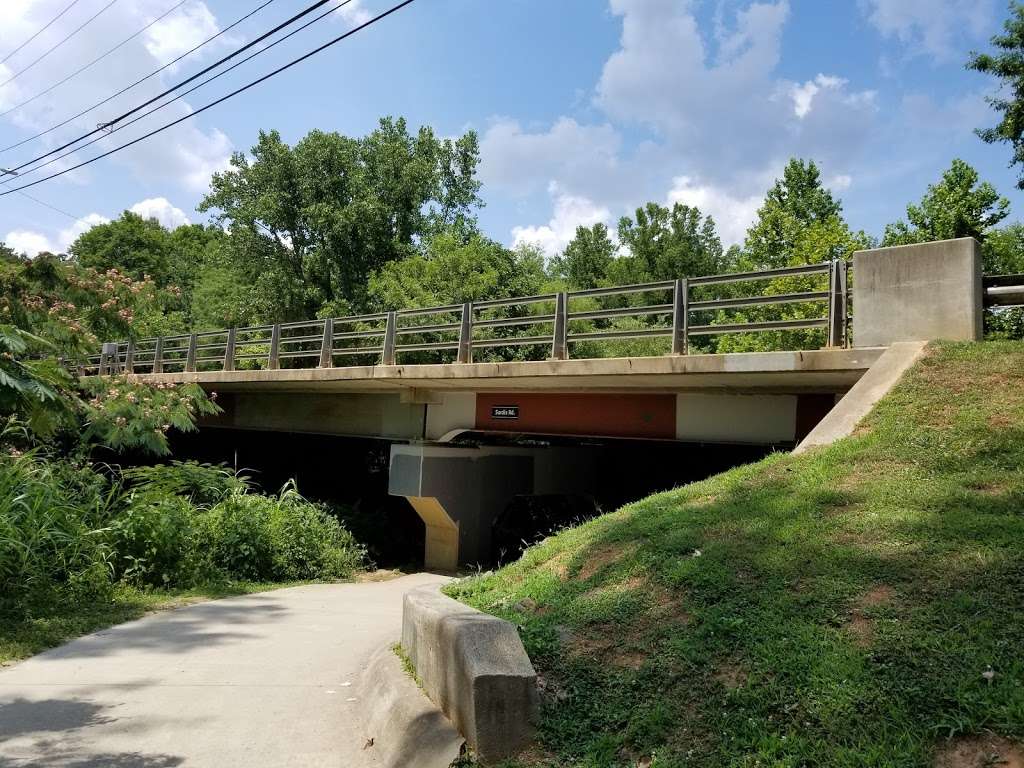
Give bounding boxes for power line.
[3,0,354,187]
[15,189,93,226]
[0,0,418,198]
[2,0,332,174]
[1,0,188,120]
[0,0,85,67]
[0,0,121,89]
[0,0,277,156]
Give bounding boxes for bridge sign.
[491,405,520,420]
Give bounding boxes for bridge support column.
[388,445,534,570]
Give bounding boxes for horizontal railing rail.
[79,260,849,376]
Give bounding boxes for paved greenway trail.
[0,573,450,768]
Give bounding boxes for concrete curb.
[795,340,927,453]
[358,645,464,768]
[402,585,539,764]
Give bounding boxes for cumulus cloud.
[5,212,109,257]
[129,197,191,228]
[488,1,875,251]
[511,183,611,257]
[861,0,993,61]
[666,176,764,248]
[0,0,234,194]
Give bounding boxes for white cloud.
[666,176,763,247]
[4,212,109,257]
[143,1,221,64]
[129,197,190,228]
[511,183,611,257]
[0,1,234,193]
[791,74,847,119]
[332,0,372,26]
[861,0,993,61]
[828,174,853,191]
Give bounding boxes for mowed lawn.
[449,341,1024,767]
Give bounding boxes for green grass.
[447,341,1024,767]
[0,580,310,665]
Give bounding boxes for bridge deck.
[121,348,886,394]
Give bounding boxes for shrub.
[121,461,249,506]
[207,484,365,582]
[106,495,199,587]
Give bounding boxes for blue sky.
[0,0,1020,258]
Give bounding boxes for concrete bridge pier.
[388,443,598,570]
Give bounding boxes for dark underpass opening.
[164,429,776,569]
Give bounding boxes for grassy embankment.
[449,341,1024,767]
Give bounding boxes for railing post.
[185,334,197,373]
[381,311,397,365]
[100,342,117,375]
[671,278,689,355]
[124,340,135,373]
[223,327,236,372]
[268,324,280,370]
[319,318,334,368]
[457,302,473,363]
[551,291,568,361]
[827,259,848,348]
[152,337,163,374]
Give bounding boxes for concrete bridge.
[84,238,1018,569]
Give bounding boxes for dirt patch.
[569,630,647,670]
[713,661,748,690]
[576,542,639,581]
[540,551,571,580]
[844,584,895,648]
[354,568,404,583]
[934,733,1024,768]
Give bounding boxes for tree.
[882,159,1009,246]
[983,222,1024,274]
[70,212,173,286]
[744,159,843,269]
[614,202,723,283]
[968,2,1024,189]
[551,223,617,289]
[367,233,545,309]
[199,118,482,321]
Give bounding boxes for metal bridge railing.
[82,259,849,376]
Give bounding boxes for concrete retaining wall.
[402,585,538,763]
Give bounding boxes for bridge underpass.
[83,238,1007,569]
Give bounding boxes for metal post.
[268,324,280,370]
[551,291,568,360]
[185,334,197,373]
[100,342,117,375]
[223,327,236,372]
[837,258,848,348]
[671,278,689,355]
[381,311,397,365]
[124,340,135,373]
[152,337,163,374]
[457,302,473,363]
[827,259,848,348]
[319,318,334,368]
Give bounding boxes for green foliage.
[80,377,220,456]
[122,460,249,506]
[883,159,1009,245]
[0,325,76,439]
[616,202,723,281]
[552,223,618,289]
[450,341,1024,767]
[199,118,482,320]
[968,2,1024,189]
[744,158,844,269]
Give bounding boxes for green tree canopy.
[983,222,1024,274]
[743,158,844,269]
[968,2,1024,189]
[551,223,617,289]
[198,118,482,321]
[69,212,174,285]
[613,202,723,283]
[882,159,1009,246]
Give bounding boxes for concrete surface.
[795,341,927,453]
[402,585,538,764]
[853,238,983,347]
[112,347,885,395]
[0,574,450,768]
[358,646,463,768]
